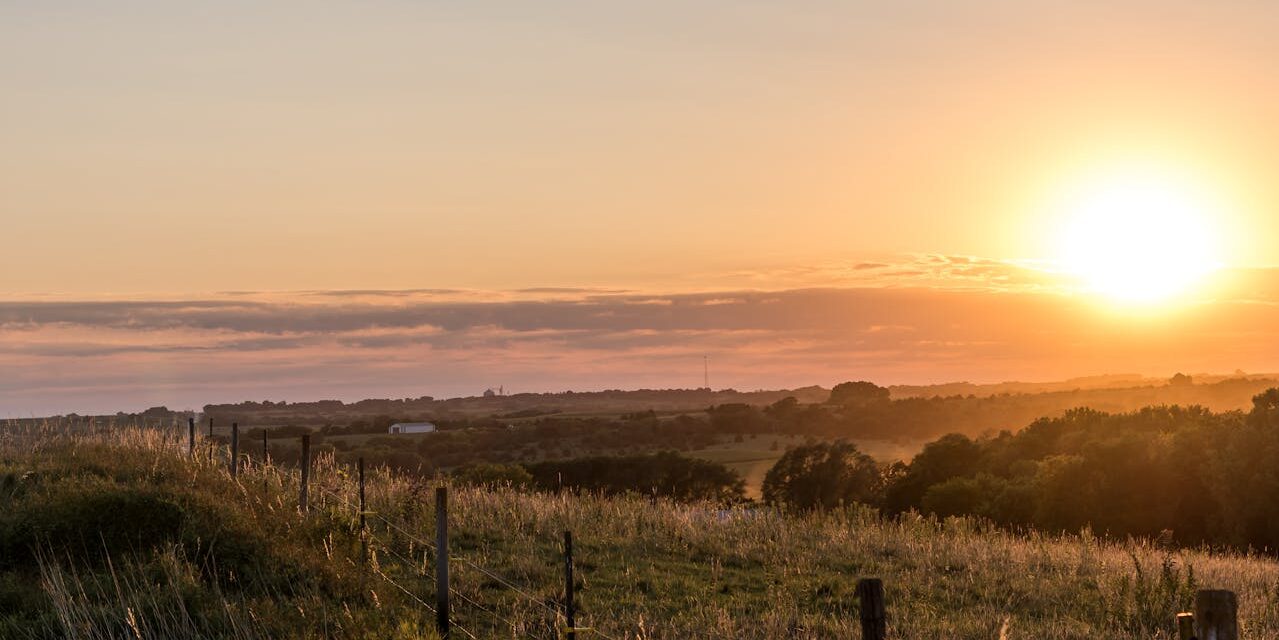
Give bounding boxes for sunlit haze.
[3,1,1279,415]
[1050,166,1227,303]
[12,6,1279,638]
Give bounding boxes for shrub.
[762,441,883,510]
[1,481,184,569]
[524,452,745,503]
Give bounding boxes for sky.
[2,2,1278,415]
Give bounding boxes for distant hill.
[199,375,1279,431]
[16,374,1279,440]
[201,386,833,426]
[887,371,1278,398]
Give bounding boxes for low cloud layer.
[4,260,1279,416]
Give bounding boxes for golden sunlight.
[1053,171,1225,304]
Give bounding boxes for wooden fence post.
[856,578,887,640]
[1195,590,1237,640]
[207,418,215,462]
[565,530,576,640]
[1176,612,1195,640]
[188,417,195,456]
[230,422,239,478]
[436,486,450,638]
[299,435,311,513]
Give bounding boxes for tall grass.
[6,422,1279,638]
[37,544,261,640]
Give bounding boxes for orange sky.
[2,2,1278,413]
[3,1,1278,294]
[5,262,1279,416]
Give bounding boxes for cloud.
[696,254,1068,292]
[4,263,1279,416]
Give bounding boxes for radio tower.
[703,355,710,390]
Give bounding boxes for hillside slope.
[3,424,1279,639]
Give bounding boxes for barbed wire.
[352,488,624,640]
[49,426,623,639]
[312,481,558,618]
[317,486,482,640]
[296,472,621,639]
[370,563,481,640]
[363,517,556,639]
[452,586,538,639]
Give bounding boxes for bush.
[524,452,745,503]
[0,439,383,639]
[1,480,184,569]
[762,441,883,510]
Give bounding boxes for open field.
[5,423,1279,639]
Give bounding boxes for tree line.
[226,381,1279,552]
[247,377,1276,477]
[766,389,1279,551]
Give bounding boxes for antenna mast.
[703,355,709,390]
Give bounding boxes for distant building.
[388,422,436,434]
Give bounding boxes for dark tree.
[828,381,891,407]
[524,452,744,503]
[762,441,882,510]
[882,433,982,513]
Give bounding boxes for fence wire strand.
[307,469,621,639]
[313,483,489,639]
[313,482,534,638]
[316,482,562,617]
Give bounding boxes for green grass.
[6,424,1279,638]
[0,426,435,639]
[684,438,794,499]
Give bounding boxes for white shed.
[388,422,436,434]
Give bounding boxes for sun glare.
[1053,171,1224,304]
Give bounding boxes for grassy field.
[5,423,1279,639]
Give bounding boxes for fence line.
[311,479,544,639]
[309,477,494,639]
[310,476,566,622]
[370,562,482,640]
[48,420,1251,640]
[250,432,1251,640]
[311,479,573,639]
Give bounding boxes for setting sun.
[1053,172,1225,304]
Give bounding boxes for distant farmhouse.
[387,422,436,435]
